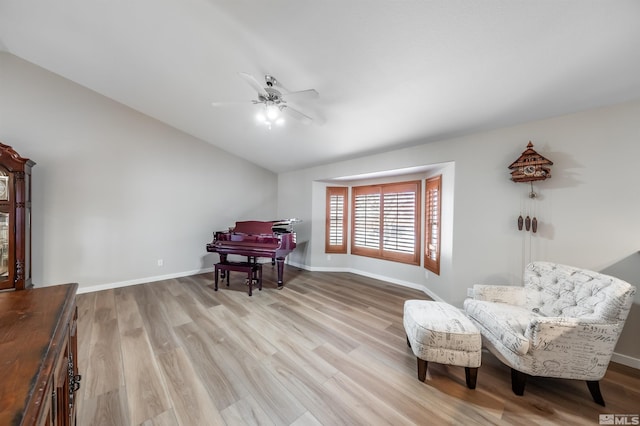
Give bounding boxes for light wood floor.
[76,266,639,425]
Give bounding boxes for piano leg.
[276,257,285,289]
[214,265,219,291]
[219,254,228,279]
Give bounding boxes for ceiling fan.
[213,73,318,128]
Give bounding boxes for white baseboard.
[287,260,443,302]
[611,352,640,370]
[76,267,214,294]
[346,267,445,302]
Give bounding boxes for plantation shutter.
[325,187,348,253]
[328,194,344,245]
[383,190,416,254]
[353,189,381,251]
[425,175,442,274]
[351,181,420,265]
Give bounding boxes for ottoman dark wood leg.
[406,335,411,348]
[417,358,428,382]
[465,367,478,389]
[511,368,527,396]
[586,380,605,406]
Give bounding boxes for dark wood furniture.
[0,143,35,291]
[214,261,263,296]
[0,283,80,426]
[206,221,296,288]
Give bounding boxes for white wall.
[278,98,640,363]
[0,53,278,291]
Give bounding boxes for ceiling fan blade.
[283,88,319,100]
[239,72,268,96]
[284,105,313,124]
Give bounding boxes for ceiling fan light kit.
[214,72,318,129]
[256,104,285,130]
[266,104,279,120]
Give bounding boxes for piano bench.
[214,261,263,296]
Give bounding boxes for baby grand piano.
[206,220,297,288]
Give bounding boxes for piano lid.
[228,219,302,235]
[232,221,274,235]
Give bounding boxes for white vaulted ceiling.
[1,1,640,173]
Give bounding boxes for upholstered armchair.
[463,261,636,405]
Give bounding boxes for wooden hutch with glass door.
[0,144,81,425]
[0,142,35,291]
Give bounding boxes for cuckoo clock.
[509,141,553,234]
[508,141,553,182]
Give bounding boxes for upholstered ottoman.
[403,300,482,389]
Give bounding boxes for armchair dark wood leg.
[511,368,527,396]
[586,380,605,406]
[417,358,427,382]
[406,335,411,348]
[465,367,478,389]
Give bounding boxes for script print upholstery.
[404,301,482,368]
[464,262,635,381]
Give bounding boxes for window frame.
[351,180,421,265]
[424,175,442,275]
[325,186,348,254]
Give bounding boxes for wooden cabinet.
[0,283,79,426]
[0,142,35,291]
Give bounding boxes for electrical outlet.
[157,259,164,267]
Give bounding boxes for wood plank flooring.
[76,266,639,425]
